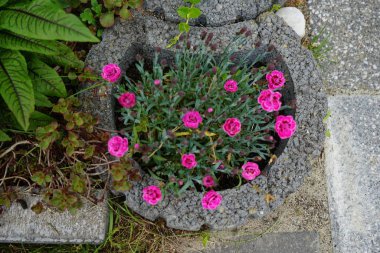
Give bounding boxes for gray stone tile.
[325,95,380,252]
[203,232,320,253]
[0,192,108,244]
[308,0,380,93]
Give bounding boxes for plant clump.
[106,30,297,209]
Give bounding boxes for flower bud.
[238,26,248,35]
[200,30,207,40]
[230,66,238,75]
[212,66,217,74]
[254,40,261,48]
[267,63,275,71]
[253,156,262,162]
[205,33,214,45]
[178,180,184,186]
[207,107,213,113]
[160,59,167,66]
[210,43,217,51]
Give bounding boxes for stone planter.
[0,190,108,243]
[83,10,326,231]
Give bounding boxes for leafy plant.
[167,0,202,48]
[0,0,99,135]
[116,30,295,201]
[59,0,143,38]
[0,97,141,213]
[307,26,332,63]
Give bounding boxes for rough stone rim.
[83,13,327,231]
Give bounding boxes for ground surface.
[309,0,380,252]
[174,156,332,252]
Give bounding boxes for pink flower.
[181,153,197,169]
[118,92,136,108]
[202,190,222,210]
[224,79,238,93]
[154,79,161,85]
[134,143,140,150]
[202,175,215,188]
[101,64,121,83]
[182,110,203,129]
[266,70,285,90]
[108,136,129,158]
[142,185,162,205]
[241,162,261,181]
[222,118,241,137]
[275,115,297,139]
[257,89,282,112]
[207,107,213,113]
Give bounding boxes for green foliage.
[0,0,98,137]
[308,27,332,63]
[270,4,282,12]
[0,50,34,130]
[62,0,144,38]
[167,0,202,48]
[0,0,98,42]
[118,33,283,194]
[0,129,11,141]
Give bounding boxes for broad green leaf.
[0,0,8,8]
[28,57,67,97]
[188,7,201,19]
[0,31,60,56]
[29,111,54,130]
[37,42,84,69]
[0,0,99,42]
[177,6,190,19]
[34,91,53,107]
[0,129,11,141]
[179,22,190,33]
[0,50,34,131]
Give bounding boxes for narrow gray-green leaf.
[0,50,34,131]
[0,129,11,142]
[0,31,60,56]
[0,0,99,42]
[28,57,67,97]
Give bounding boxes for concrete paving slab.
[0,192,108,244]
[308,0,380,93]
[325,95,380,252]
[203,232,320,253]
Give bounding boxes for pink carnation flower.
[101,64,121,83]
[202,175,215,188]
[257,89,282,112]
[241,162,261,181]
[182,110,203,129]
[222,118,241,137]
[118,92,136,108]
[202,190,222,210]
[108,136,129,158]
[275,115,297,139]
[266,70,285,90]
[154,79,161,85]
[181,153,197,169]
[224,79,238,93]
[142,185,162,205]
